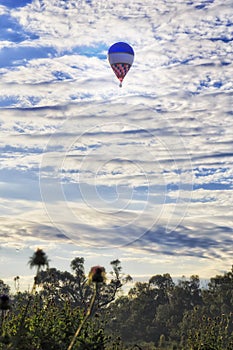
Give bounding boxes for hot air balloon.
[108,42,134,87]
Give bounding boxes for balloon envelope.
[108,42,134,86]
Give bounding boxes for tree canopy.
[0,252,232,350]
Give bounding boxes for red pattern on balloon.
[111,63,131,82]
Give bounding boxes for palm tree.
[14,249,50,347]
[28,248,49,293]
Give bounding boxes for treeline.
[0,250,232,349]
[104,268,233,349]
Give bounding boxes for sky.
[0,0,232,292]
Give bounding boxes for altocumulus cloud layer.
[0,0,232,281]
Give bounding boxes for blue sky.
[0,0,232,292]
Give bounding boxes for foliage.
[104,268,233,349]
[0,250,130,350]
[0,249,232,350]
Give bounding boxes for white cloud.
[0,0,232,283]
